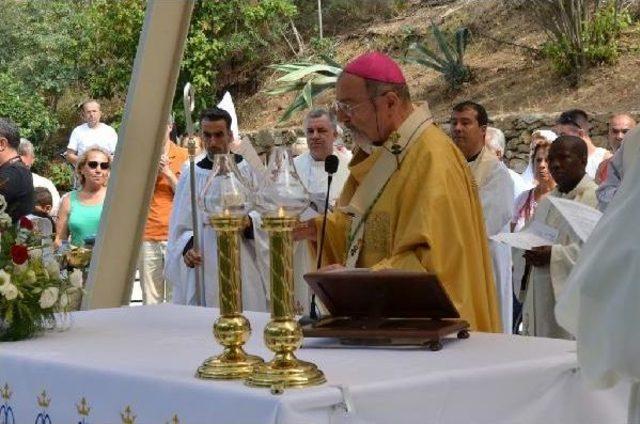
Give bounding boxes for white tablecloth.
[0,305,629,424]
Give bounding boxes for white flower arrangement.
[0,200,86,341]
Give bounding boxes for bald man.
[521,136,598,339]
[607,114,636,152]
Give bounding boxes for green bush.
[0,72,58,148]
[45,162,74,193]
[539,1,632,81]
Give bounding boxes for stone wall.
[243,111,640,172]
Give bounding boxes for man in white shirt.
[18,138,61,217]
[451,102,515,334]
[553,109,611,179]
[66,99,118,166]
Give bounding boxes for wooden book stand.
[301,270,470,351]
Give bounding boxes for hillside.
[236,0,640,130]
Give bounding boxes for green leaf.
[408,42,448,68]
[276,64,342,82]
[455,27,471,64]
[301,80,313,107]
[431,21,456,65]
[279,93,308,122]
[265,81,306,95]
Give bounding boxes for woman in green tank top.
[55,147,111,248]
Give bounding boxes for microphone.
[308,154,339,321]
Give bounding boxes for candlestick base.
[245,318,325,388]
[196,315,264,380]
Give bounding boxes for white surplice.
[469,147,515,334]
[555,137,640,392]
[522,174,598,339]
[164,155,268,311]
[252,147,352,315]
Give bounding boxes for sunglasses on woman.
[87,161,110,170]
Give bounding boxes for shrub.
[404,24,472,91]
[525,0,633,85]
[45,162,74,194]
[0,72,58,150]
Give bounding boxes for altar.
[0,304,629,423]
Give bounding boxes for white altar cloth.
[0,305,628,424]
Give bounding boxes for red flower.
[18,216,33,231]
[10,244,28,265]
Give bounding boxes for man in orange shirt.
[139,116,188,304]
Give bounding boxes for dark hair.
[0,118,21,149]
[34,187,53,207]
[551,135,588,161]
[452,101,489,126]
[199,107,232,131]
[557,109,590,133]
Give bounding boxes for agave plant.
[405,23,471,90]
[266,55,342,122]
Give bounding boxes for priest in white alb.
[521,135,598,339]
[555,127,640,416]
[164,106,268,310]
[451,101,515,334]
[252,108,351,315]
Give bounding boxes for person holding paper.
[451,102,515,334]
[522,135,598,339]
[554,124,640,400]
[296,52,500,332]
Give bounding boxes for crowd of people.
[0,52,636,342]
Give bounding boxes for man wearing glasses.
[296,52,501,333]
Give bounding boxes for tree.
[0,72,58,155]
[0,1,89,111]
[180,0,297,109]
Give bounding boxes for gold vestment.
[318,122,501,332]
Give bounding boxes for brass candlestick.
[196,215,263,380]
[245,215,325,389]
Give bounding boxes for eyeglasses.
[331,100,371,117]
[331,91,392,118]
[87,161,110,170]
